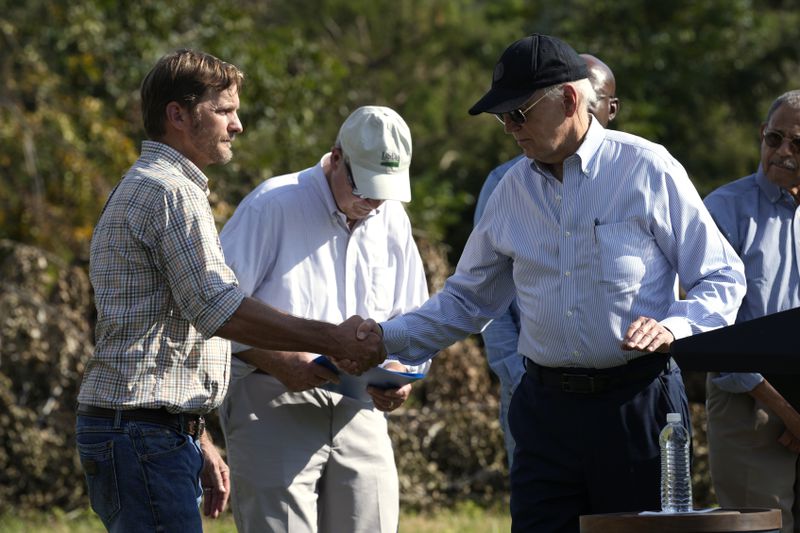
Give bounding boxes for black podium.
[671,307,800,410]
[671,307,800,374]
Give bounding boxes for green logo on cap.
[381,151,401,168]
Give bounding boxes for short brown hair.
[140,49,244,139]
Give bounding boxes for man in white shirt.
[218,106,430,533]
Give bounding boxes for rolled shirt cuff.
[711,372,764,393]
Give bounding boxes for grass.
[401,501,512,533]
[0,502,512,533]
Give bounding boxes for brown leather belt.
[76,403,205,438]
[525,354,673,393]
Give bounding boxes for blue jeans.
[76,414,204,532]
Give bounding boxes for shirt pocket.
[368,266,394,313]
[594,218,650,291]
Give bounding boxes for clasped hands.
[326,315,386,375]
[285,316,410,411]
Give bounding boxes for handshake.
[326,316,387,375]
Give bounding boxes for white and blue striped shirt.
[473,155,526,390]
[383,119,746,369]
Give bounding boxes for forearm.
[218,298,384,372]
[216,297,336,355]
[384,273,513,363]
[234,347,290,374]
[748,379,800,436]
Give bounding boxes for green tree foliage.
[1,0,799,261]
[540,0,800,194]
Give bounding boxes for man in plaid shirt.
[75,49,385,533]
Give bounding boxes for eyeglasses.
[595,94,620,106]
[763,129,800,154]
[343,157,367,199]
[494,90,552,125]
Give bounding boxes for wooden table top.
[579,507,781,532]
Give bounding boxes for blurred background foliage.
[1,0,799,263]
[2,0,798,517]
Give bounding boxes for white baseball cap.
[336,106,412,202]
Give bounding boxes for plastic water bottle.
[659,412,692,513]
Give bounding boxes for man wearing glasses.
[373,34,746,531]
[704,90,800,533]
[473,52,619,470]
[217,106,430,533]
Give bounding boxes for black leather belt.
[526,354,673,393]
[77,403,205,438]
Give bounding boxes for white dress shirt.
[382,119,746,369]
[220,154,430,375]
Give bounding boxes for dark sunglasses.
[763,129,800,154]
[494,90,551,125]
[343,157,367,199]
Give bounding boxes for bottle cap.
[666,412,682,423]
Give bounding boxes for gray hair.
[543,78,597,113]
[766,90,800,122]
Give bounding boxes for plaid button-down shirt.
[78,141,245,413]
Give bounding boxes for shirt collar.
[531,115,604,180]
[573,114,605,178]
[755,165,789,204]
[312,153,340,216]
[140,140,210,197]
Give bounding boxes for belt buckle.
[561,373,597,393]
[186,416,205,439]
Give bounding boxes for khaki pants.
[707,374,800,532]
[220,372,399,533]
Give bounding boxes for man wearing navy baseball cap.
[473,50,620,483]
[374,33,746,531]
[469,33,589,115]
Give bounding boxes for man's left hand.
[368,362,412,412]
[199,433,230,518]
[621,316,674,353]
[778,429,800,454]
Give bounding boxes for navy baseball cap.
[468,34,589,115]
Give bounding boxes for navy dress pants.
[508,365,690,533]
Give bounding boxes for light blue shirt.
[383,119,746,368]
[474,155,525,390]
[704,168,800,392]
